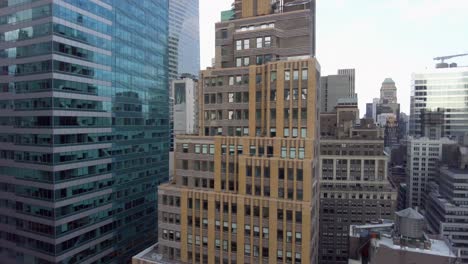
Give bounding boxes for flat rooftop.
[132,244,180,264]
[376,236,457,258]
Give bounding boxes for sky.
[200,0,468,114]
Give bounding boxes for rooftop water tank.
[395,208,425,239]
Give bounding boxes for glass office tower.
[410,66,468,137]
[0,1,169,263]
[168,0,200,80]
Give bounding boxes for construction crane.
[433,53,468,63]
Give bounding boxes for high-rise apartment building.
[319,105,397,264]
[0,1,169,263]
[168,0,200,79]
[406,136,456,209]
[155,0,320,263]
[337,68,355,96]
[410,65,468,137]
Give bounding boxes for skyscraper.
[155,0,320,263]
[337,68,355,96]
[410,65,468,137]
[0,1,169,263]
[380,78,397,104]
[320,74,351,113]
[168,0,200,79]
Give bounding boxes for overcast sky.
[200,0,468,114]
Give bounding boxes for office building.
[319,105,397,264]
[410,65,468,137]
[320,74,351,113]
[153,0,320,263]
[348,208,458,264]
[0,1,169,263]
[406,137,456,209]
[168,0,200,79]
[420,108,445,139]
[172,76,198,135]
[338,68,355,96]
[426,143,468,263]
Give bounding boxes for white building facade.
[406,137,456,209]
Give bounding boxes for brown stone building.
[318,105,398,263]
[153,0,320,263]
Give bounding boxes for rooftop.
[132,244,180,264]
[376,235,456,258]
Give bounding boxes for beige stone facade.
[156,1,319,263]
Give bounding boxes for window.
[301,88,307,99]
[195,144,200,153]
[265,36,271,47]
[284,128,290,137]
[229,76,234,85]
[290,148,296,159]
[295,252,302,263]
[202,144,208,154]
[182,144,188,153]
[243,57,250,66]
[245,224,251,236]
[235,75,242,84]
[299,148,305,159]
[245,244,251,256]
[293,70,299,80]
[277,250,283,261]
[236,40,242,50]
[271,71,277,82]
[281,147,287,158]
[243,39,249,49]
[295,232,302,244]
[256,55,263,65]
[221,29,227,38]
[263,227,269,238]
[292,128,298,137]
[236,58,242,67]
[302,69,308,80]
[285,70,290,81]
[228,111,234,120]
[256,37,263,48]
[209,145,215,155]
[228,93,234,103]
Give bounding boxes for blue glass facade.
[0,0,169,263]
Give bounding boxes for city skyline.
[200,0,468,114]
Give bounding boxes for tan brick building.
[154,0,320,263]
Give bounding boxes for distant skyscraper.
[380,78,397,104]
[338,68,356,95]
[320,75,351,112]
[410,66,468,137]
[168,0,200,79]
[0,1,169,263]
